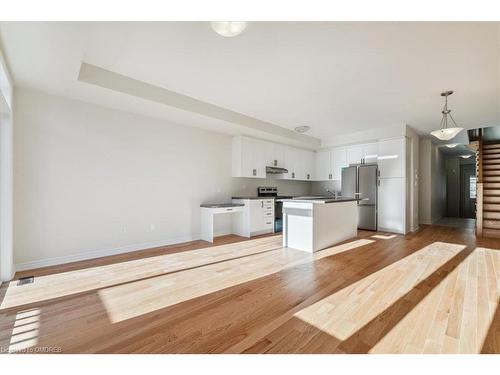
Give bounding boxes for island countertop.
[279,197,368,204]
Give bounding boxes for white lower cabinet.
[378,177,406,234]
[232,199,274,237]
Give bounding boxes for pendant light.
[430,91,463,141]
[210,22,247,37]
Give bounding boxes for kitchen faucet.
[325,188,337,198]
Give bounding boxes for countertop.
[200,203,245,208]
[280,197,368,204]
[232,196,295,200]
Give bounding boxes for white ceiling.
[1,21,499,146]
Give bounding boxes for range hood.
[266,166,288,174]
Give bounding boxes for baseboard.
[14,234,203,272]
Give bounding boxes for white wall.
[0,49,14,282]
[419,138,445,224]
[405,126,420,232]
[14,88,311,269]
[431,145,446,222]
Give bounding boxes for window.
[470,177,477,199]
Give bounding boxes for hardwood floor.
[0,225,498,354]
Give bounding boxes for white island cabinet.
[281,198,359,253]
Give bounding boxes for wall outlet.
[150,224,156,231]
[216,187,222,193]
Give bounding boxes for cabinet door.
[378,138,405,178]
[261,140,275,169]
[248,138,266,178]
[332,147,347,180]
[304,150,315,181]
[315,150,331,181]
[249,200,264,232]
[282,146,296,180]
[273,143,286,167]
[346,145,363,165]
[239,137,256,177]
[378,177,405,233]
[362,143,379,164]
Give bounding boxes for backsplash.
[231,177,342,197]
[311,180,341,196]
[231,176,312,197]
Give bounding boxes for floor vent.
[17,276,34,286]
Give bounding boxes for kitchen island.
[280,197,361,252]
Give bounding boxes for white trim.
[14,234,205,272]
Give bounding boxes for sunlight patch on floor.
[98,238,372,323]
[0,235,284,310]
[371,234,397,240]
[8,308,40,353]
[369,247,499,353]
[294,242,466,344]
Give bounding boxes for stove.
[257,186,292,233]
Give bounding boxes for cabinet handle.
[261,201,263,208]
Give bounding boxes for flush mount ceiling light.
[210,22,247,37]
[445,143,459,148]
[461,154,472,159]
[430,91,464,141]
[294,125,311,133]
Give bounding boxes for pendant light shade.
[430,127,463,141]
[430,91,463,141]
[211,22,247,37]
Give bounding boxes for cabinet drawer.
[262,217,274,227]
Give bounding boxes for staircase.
[479,142,500,238]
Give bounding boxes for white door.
[378,177,405,233]
[378,138,406,178]
[315,150,331,181]
[332,147,347,180]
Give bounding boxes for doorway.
[460,164,476,219]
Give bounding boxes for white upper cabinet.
[232,136,265,178]
[346,145,363,165]
[315,150,331,181]
[377,137,406,178]
[303,150,315,181]
[331,147,347,180]
[314,147,346,181]
[281,147,315,181]
[232,135,406,182]
[362,143,379,164]
[346,143,378,165]
[273,143,287,168]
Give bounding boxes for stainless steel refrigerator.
[341,164,378,231]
